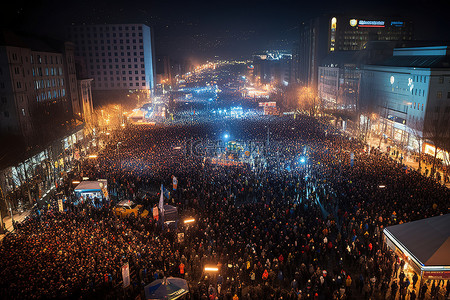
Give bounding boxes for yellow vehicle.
[113,200,149,218]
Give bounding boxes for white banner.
[122,262,130,288]
[58,199,63,212]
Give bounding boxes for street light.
[184,218,195,224]
[117,142,122,168]
[204,266,219,272]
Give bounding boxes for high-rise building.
[298,15,414,91]
[67,24,155,95]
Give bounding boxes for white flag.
[159,184,164,218]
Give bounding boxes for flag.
[159,184,164,218]
[162,185,170,199]
[172,176,178,191]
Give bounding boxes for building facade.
[360,46,450,155]
[298,15,413,93]
[68,24,155,93]
[0,35,78,143]
[252,51,292,86]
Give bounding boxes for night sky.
[1,0,449,60]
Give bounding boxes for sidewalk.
[0,210,31,241]
[365,134,450,189]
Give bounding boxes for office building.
[360,46,450,155]
[0,32,80,143]
[318,51,360,110]
[252,51,292,86]
[67,24,155,95]
[298,15,413,91]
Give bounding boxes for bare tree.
[298,87,319,117]
[408,117,426,170]
[422,107,450,176]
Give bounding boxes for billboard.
[258,102,277,107]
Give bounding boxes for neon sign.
[358,20,385,28]
[390,21,404,27]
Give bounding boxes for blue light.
[299,157,306,164]
[224,134,229,139]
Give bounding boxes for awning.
[383,214,450,273]
[74,181,103,192]
[144,277,188,300]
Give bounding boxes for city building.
[67,24,156,101]
[155,55,172,85]
[298,15,413,91]
[252,51,292,86]
[317,41,408,111]
[0,32,80,143]
[360,46,450,158]
[318,51,360,111]
[0,31,87,213]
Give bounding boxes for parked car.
[113,200,149,218]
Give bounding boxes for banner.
[159,184,165,219]
[122,262,130,288]
[172,176,178,191]
[350,152,354,167]
[58,199,63,212]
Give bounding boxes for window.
[438,76,444,84]
[437,91,442,99]
[447,91,450,99]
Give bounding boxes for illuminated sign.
[408,78,414,92]
[349,19,358,27]
[390,76,395,85]
[330,17,337,52]
[390,21,404,27]
[358,20,385,27]
[259,101,276,107]
[331,17,337,29]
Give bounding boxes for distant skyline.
[2,0,450,61]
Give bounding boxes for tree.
[298,87,319,117]
[422,108,450,176]
[408,117,426,170]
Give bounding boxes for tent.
[163,205,178,223]
[144,277,189,300]
[74,180,109,201]
[383,214,450,280]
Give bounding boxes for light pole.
[0,185,5,233]
[117,142,122,169]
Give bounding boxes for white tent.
[74,180,108,200]
[384,214,450,280]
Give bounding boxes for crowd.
[0,113,449,300]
